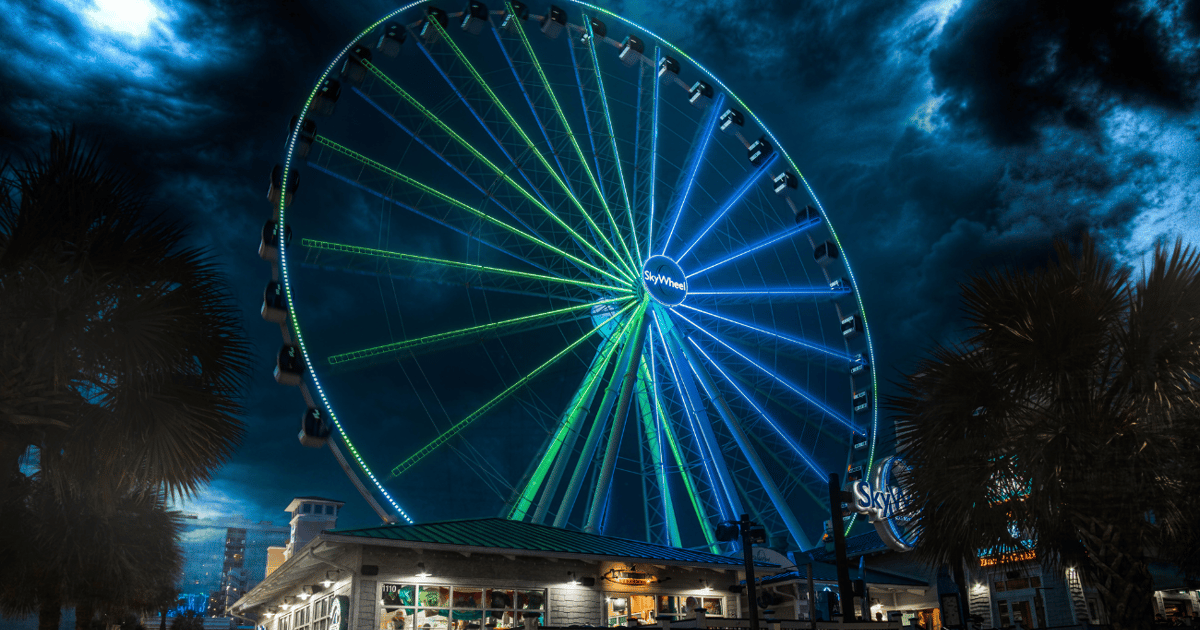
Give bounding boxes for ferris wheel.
[259,0,878,552]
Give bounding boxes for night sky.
[3,0,1198,537]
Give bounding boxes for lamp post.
[716,514,766,630]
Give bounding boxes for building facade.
[233,518,766,630]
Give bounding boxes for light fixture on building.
[701,580,713,592]
[416,562,431,578]
[323,570,341,587]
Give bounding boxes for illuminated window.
[379,583,544,630]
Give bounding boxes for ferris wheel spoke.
[327,297,629,370]
[502,11,641,279]
[582,302,649,532]
[684,287,852,305]
[551,305,645,528]
[685,215,822,279]
[309,135,632,288]
[301,239,625,302]
[634,354,684,548]
[651,309,741,522]
[675,303,853,367]
[488,25,606,257]
[567,27,639,272]
[420,17,638,283]
[353,65,608,283]
[670,308,862,436]
[395,38,635,285]
[658,93,725,256]
[685,340,827,481]
[675,335,814,550]
[387,299,637,480]
[582,15,642,267]
[675,152,779,260]
[510,324,629,522]
[631,49,660,267]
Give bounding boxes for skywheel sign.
[850,455,917,552]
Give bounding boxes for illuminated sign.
[329,595,349,630]
[979,550,1036,567]
[642,255,687,306]
[850,456,917,552]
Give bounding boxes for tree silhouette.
[0,130,251,628]
[890,235,1200,630]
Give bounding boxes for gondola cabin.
[376,21,405,57]
[311,78,340,116]
[719,107,744,134]
[540,5,566,38]
[289,115,317,160]
[813,240,838,266]
[460,1,489,35]
[275,345,305,386]
[262,281,287,323]
[501,1,529,29]
[299,407,332,448]
[619,35,644,66]
[340,44,373,88]
[689,80,713,108]
[421,6,449,43]
[258,220,293,262]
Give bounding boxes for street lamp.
[715,514,766,630]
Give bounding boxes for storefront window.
[608,595,723,626]
[313,597,331,630]
[380,584,544,630]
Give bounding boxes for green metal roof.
[327,518,774,568]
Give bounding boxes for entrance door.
[996,597,1040,630]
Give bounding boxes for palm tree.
[0,130,252,627]
[889,235,1200,630]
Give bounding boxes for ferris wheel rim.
[274,0,879,548]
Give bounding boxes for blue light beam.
[688,339,827,479]
[670,309,862,435]
[676,152,779,260]
[686,216,822,279]
[659,93,725,256]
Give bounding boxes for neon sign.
[850,455,917,552]
[642,255,687,306]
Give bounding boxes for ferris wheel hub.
[642,255,688,307]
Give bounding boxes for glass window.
[326,505,335,515]
[381,584,542,630]
[313,597,331,630]
[303,504,312,514]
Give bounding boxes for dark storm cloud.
[930,0,1200,145]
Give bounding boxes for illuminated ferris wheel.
[259,0,878,552]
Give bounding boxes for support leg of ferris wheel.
[298,383,397,524]
[583,302,649,533]
[673,330,814,550]
[328,440,396,524]
[552,314,641,528]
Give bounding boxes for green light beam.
[646,329,720,553]
[387,300,637,479]
[430,16,638,282]
[303,239,626,297]
[313,135,632,289]
[584,15,642,267]
[506,6,640,275]
[360,59,631,280]
[583,301,648,532]
[329,297,628,367]
[633,354,681,547]
[508,315,633,521]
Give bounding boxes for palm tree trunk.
[75,600,95,630]
[1073,514,1155,630]
[38,584,62,630]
